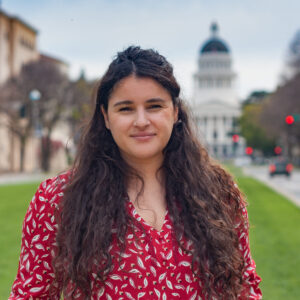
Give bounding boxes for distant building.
[0,9,39,84]
[193,22,244,158]
[40,53,69,75]
[0,9,70,173]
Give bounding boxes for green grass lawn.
[0,182,40,298]
[1,172,300,299]
[228,166,300,300]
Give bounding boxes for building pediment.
[193,99,240,116]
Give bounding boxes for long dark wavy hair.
[53,46,248,299]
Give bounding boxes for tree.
[239,101,276,156]
[260,73,300,159]
[66,71,95,146]
[0,60,70,171]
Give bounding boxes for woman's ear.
[174,105,179,124]
[101,105,110,129]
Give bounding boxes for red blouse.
[9,173,262,299]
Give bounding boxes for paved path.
[243,165,300,207]
[0,172,53,186]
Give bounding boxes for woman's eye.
[148,104,162,109]
[119,107,132,112]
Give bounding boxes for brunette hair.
[53,46,247,299]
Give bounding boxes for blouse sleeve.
[237,206,262,299]
[9,178,62,300]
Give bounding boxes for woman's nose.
[134,108,150,127]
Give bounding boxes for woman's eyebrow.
[113,98,166,107]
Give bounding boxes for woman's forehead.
[108,76,172,104]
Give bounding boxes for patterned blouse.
[9,173,262,299]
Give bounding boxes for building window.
[213,130,218,140]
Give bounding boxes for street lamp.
[29,89,42,137]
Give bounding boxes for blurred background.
[0,0,299,299]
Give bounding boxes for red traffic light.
[232,134,239,143]
[245,147,253,155]
[285,115,294,125]
[274,146,282,155]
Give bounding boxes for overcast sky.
[3,0,300,101]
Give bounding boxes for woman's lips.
[131,133,156,141]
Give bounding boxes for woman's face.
[102,75,178,163]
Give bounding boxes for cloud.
[4,0,300,100]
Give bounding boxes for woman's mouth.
[131,133,156,141]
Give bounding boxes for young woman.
[10,46,262,299]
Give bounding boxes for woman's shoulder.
[30,170,71,212]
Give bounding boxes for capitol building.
[193,22,244,158]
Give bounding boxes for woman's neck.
[124,156,166,210]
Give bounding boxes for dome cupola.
[200,22,230,54]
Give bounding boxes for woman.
[10,46,262,299]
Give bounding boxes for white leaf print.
[178,248,183,255]
[32,235,40,243]
[145,255,151,261]
[22,254,29,264]
[174,284,185,290]
[35,243,45,250]
[24,277,33,286]
[119,252,131,258]
[134,241,142,250]
[163,292,167,300]
[129,268,140,274]
[179,261,190,267]
[144,277,148,288]
[129,249,138,254]
[105,281,113,290]
[25,260,30,272]
[121,284,128,289]
[36,274,43,281]
[106,294,112,300]
[171,292,180,297]
[185,274,192,283]
[159,272,167,283]
[26,213,32,222]
[39,213,45,220]
[110,274,122,280]
[44,221,54,231]
[166,250,173,260]
[176,272,181,280]
[166,278,173,289]
[26,225,30,235]
[129,277,136,288]
[186,285,190,293]
[118,262,126,271]
[18,288,24,295]
[125,292,135,300]
[138,292,145,298]
[127,234,133,239]
[39,195,45,202]
[137,256,146,269]
[42,234,49,241]
[98,287,105,297]
[189,291,197,300]
[154,288,160,298]
[25,239,29,248]
[115,286,118,293]
[32,219,36,229]
[43,261,51,270]
[51,216,55,223]
[29,286,43,293]
[150,266,157,277]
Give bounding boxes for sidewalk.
[243,165,300,207]
[0,172,52,185]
